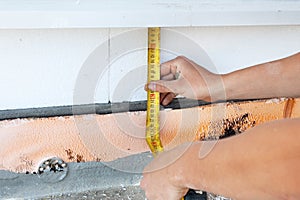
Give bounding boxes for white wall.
[0,26,299,110]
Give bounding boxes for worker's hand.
[145,56,220,105]
[140,143,192,200]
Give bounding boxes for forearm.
[178,119,300,199]
[220,52,300,100]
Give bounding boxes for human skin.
[145,53,300,105]
[141,118,300,200]
[141,52,300,199]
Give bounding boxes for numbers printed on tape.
[146,27,163,155]
[146,27,194,200]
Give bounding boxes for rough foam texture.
[0,98,299,173]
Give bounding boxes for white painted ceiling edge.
[0,0,300,28]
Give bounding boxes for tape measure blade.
[146,27,163,155]
[146,28,204,200]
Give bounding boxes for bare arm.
[223,52,300,100]
[142,53,300,199]
[145,52,300,104]
[141,118,300,200]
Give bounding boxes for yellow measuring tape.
[146,27,201,200]
[146,27,184,200]
[146,27,164,156]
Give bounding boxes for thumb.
[146,80,180,94]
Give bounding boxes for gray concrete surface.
[37,186,145,200]
[0,152,152,199]
[0,151,231,200]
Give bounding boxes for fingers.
[144,56,192,105]
[160,93,168,103]
[160,61,178,76]
[146,80,180,94]
[146,56,189,93]
[145,82,177,106]
[161,73,175,81]
[161,92,176,106]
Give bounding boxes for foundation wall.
[0,98,299,173]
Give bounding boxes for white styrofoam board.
[0,26,299,110]
[170,26,300,74]
[108,28,147,102]
[0,29,109,110]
